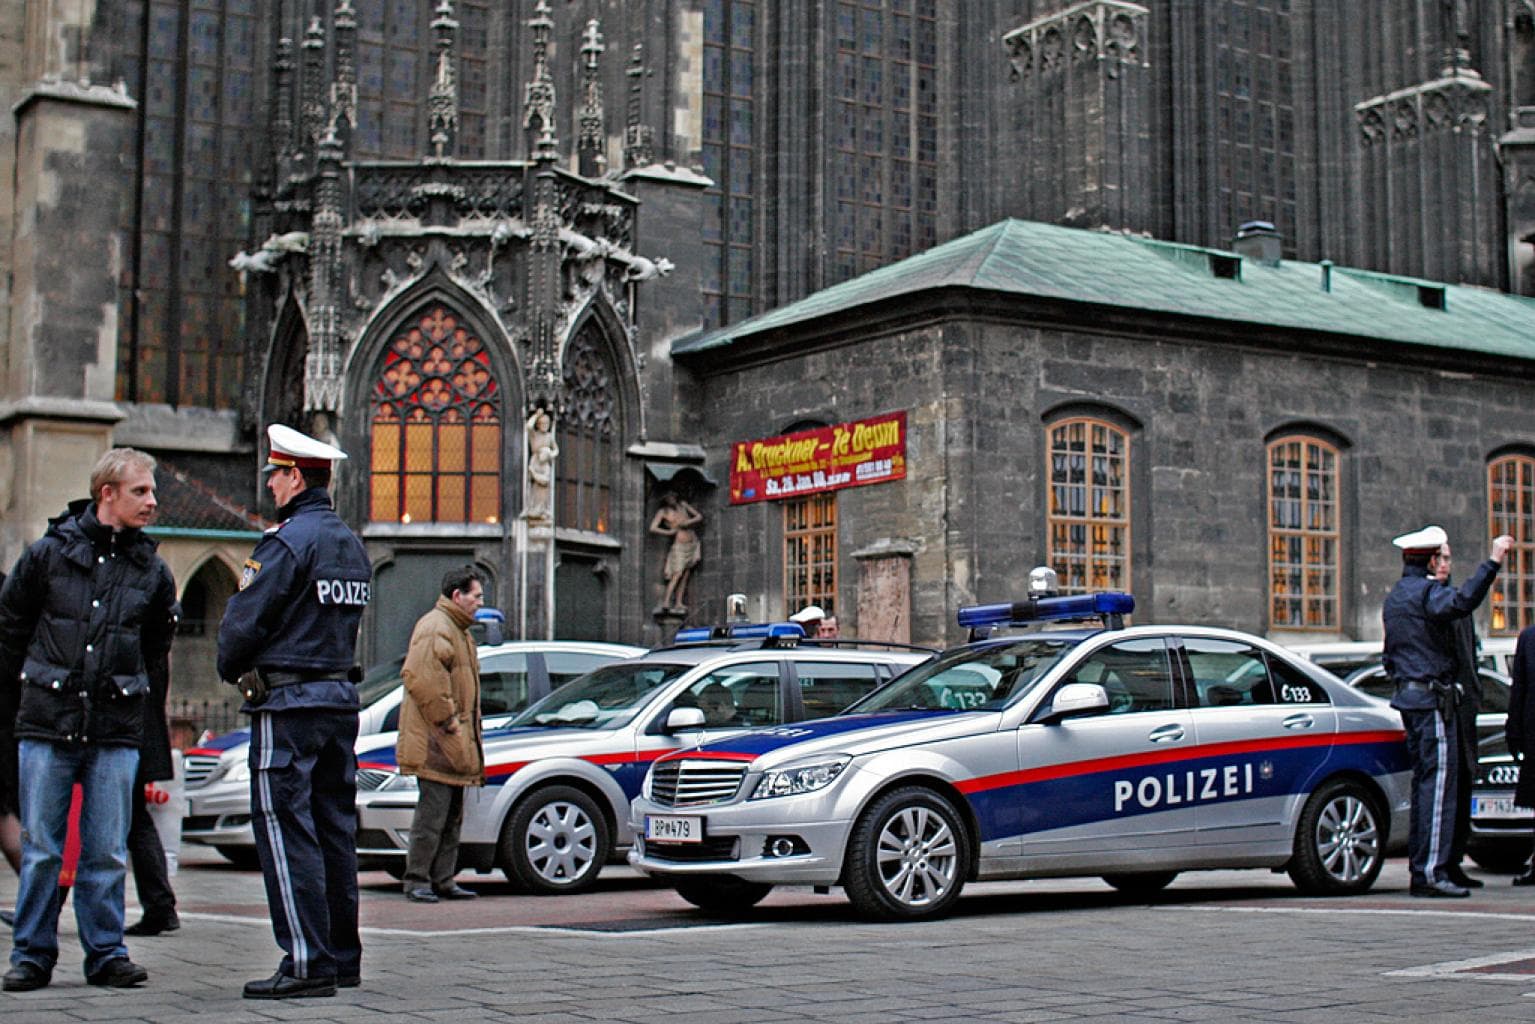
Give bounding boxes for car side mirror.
[665,706,707,732]
[1042,683,1110,723]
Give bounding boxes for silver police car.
[629,589,1413,920]
[353,624,931,893]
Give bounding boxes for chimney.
[1233,220,1282,267]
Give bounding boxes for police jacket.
[1381,559,1499,711]
[216,488,371,711]
[0,500,179,747]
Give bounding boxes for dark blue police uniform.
[1381,558,1499,892]
[217,487,371,988]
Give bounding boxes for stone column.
[853,539,918,644]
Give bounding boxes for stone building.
[3,2,1535,707]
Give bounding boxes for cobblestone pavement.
[5,847,1535,1022]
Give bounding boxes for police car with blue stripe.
[628,574,1413,920]
[351,625,931,893]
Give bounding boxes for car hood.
[658,709,996,769]
[184,728,250,757]
[354,725,610,770]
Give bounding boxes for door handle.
[1148,723,1184,743]
[1282,713,1314,730]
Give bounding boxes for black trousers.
[250,708,360,982]
[126,791,176,919]
[1448,699,1478,870]
[403,778,465,891]
[1401,705,1459,886]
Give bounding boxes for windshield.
[507,662,691,729]
[849,637,1078,713]
[356,656,405,708]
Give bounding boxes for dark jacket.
[0,500,179,747]
[137,653,175,784]
[1381,559,1499,711]
[1506,625,1535,807]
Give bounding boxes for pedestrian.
[0,448,179,991]
[1434,541,1485,891]
[816,615,841,640]
[124,652,179,935]
[0,568,19,928]
[789,604,824,635]
[1507,619,1535,884]
[1381,524,1511,899]
[397,565,486,904]
[217,424,372,1000]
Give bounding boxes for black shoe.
[86,957,148,987]
[1445,867,1484,889]
[1513,869,1535,886]
[242,971,337,999]
[435,884,477,900]
[2,962,51,992]
[404,886,439,903]
[125,914,180,936]
[1410,879,1471,898]
[338,975,360,989]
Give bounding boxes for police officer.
[217,425,372,999]
[1381,524,1511,899]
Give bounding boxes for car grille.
[641,835,739,862]
[182,815,219,831]
[183,753,222,788]
[649,760,748,807]
[1482,763,1521,787]
[355,769,396,792]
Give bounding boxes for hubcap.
[524,800,597,884]
[875,805,958,907]
[1316,794,1379,883]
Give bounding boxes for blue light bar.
[475,608,506,622]
[674,621,807,644]
[956,591,1134,629]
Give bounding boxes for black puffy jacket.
[0,500,179,747]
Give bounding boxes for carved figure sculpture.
[650,493,702,611]
[525,409,558,520]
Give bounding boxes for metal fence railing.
[168,698,243,745]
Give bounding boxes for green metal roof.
[672,219,1535,361]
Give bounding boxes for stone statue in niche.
[650,492,703,612]
[525,408,558,521]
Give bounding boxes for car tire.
[1101,871,1178,895]
[1287,778,1383,895]
[843,786,969,921]
[498,785,610,895]
[216,846,261,870]
[672,875,773,914]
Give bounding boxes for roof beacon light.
[956,591,1134,630]
[1027,566,1059,596]
[674,621,807,645]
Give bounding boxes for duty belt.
[259,668,346,687]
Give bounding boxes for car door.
[1180,636,1335,849]
[787,659,884,720]
[1017,636,1196,857]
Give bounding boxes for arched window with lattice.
[1047,417,1130,594]
[557,325,617,533]
[369,306,502,524]
[1489,453,1535,635]
[1267,436,1340,631]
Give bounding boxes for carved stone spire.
[272,34,296,170]
[1441,0,1473,75]
[623,43,654,169]
[330,0,357,150]
[523,0,558,159]
[300,16,326,155]
[427,0,459,158]
[577,19,606,177]
[305,128,346,413]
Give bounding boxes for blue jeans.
[11,740,138,977]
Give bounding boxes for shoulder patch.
[239,559,261,591]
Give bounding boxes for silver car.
[179,640,642,866]
[629,594,1413,920]
[353,629,931,892]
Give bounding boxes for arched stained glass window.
[370,307,502,524]
[557,326,617,533]
[1489,454,1535,635]
[1267,436,1340,631]
[1047,418,1130,594]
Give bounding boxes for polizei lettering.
[315,579,371,606]
[1112,763,1255,813]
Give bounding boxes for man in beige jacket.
[397,566,486,903]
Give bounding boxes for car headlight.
[223,760,250,784]
[379,772,418,791]
[750,757,851,800]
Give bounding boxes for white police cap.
[789,604,825,624]
[1391,524,1448,552]
[264,423,348,472]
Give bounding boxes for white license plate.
[645,814,703,844]
[1472,795,1531,819]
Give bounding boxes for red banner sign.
[729,411,907,505]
